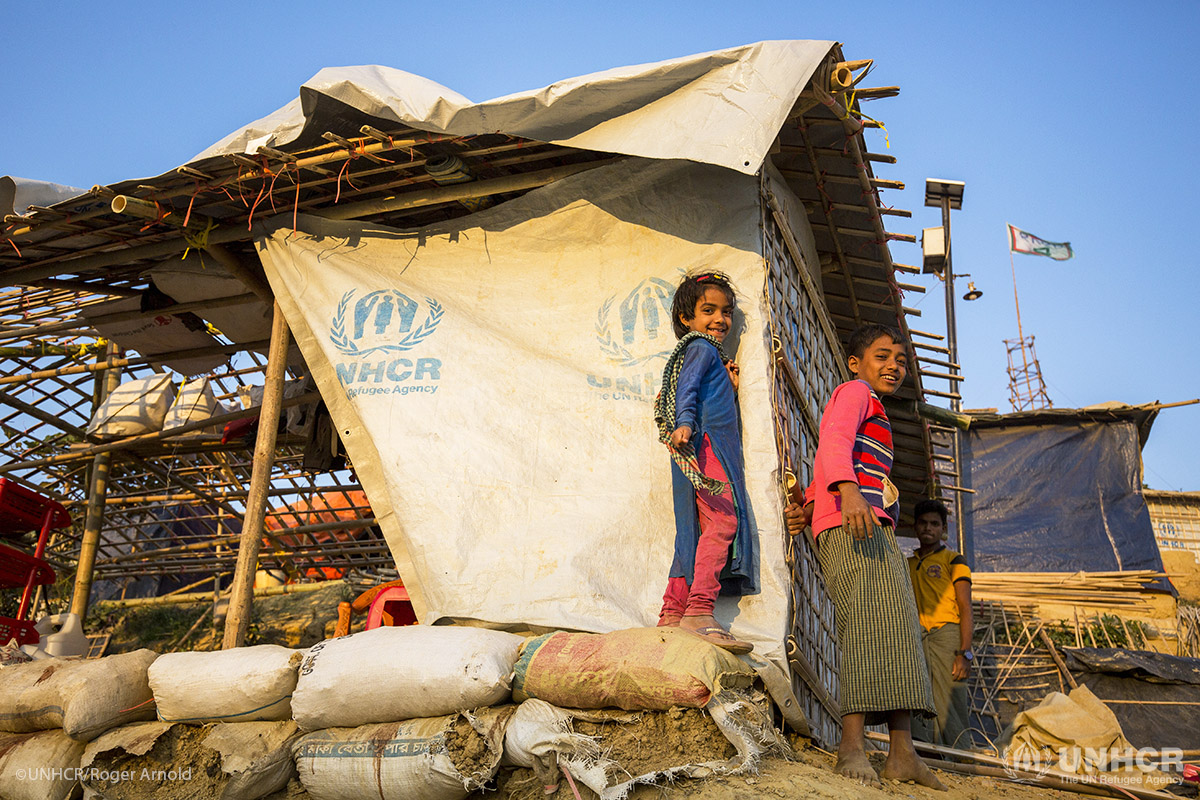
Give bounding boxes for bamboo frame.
[223,301,290,649]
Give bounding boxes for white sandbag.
[0,650,157,740]
[503,692,792,800]
[85,374,176,439]
[292,627,523,730]
[292,708,511,800]
[0,729,86,800]
[81,720,300,800]
[149,645,302,723]
[206,721,301,800]
[161,377,229,435]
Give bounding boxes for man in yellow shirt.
[907,499,973,747]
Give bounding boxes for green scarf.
[653,332,730,495]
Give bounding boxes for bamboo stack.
[971,571,1167,614]
[1179,605,1200,658]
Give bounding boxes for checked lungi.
[818,524,936,725]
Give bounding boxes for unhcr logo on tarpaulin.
[330,289,443,356]
[589,277,675,401]
[329,289,443,397]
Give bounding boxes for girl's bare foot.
[657,613,682,627]
[834,746,881,787]
[880,749,946,790]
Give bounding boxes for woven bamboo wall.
[763,200,842,749]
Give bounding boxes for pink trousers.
[659,435,738,620]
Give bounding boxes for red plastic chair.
[0,479,71,646]
[365,585,417,630]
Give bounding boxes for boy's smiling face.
[848,334,908,395]
[680,286,733,343]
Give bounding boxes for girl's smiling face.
[680,286,734,343]
[848,335,908,395]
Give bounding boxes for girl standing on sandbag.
[653,271,755,655]
[797,323,944,790]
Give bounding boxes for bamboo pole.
[96,579,342,608]
[94,518,377,565]
[222,301,290,649]
[69,343,121,619]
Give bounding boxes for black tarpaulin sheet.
[1063,648,1200,750]
[961,419,1166,574]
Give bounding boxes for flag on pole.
[1008,224,1073,260]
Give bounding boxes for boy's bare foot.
[657,613,682,627]
[679,614,753,654]
[880,749,946,790]
[833,746,881,787]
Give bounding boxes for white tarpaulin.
[197,40,833,176]
[255,158,791,664]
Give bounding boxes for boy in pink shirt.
[799,324,943,790]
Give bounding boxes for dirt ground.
[466,707,1110,800]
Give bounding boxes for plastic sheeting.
[195,40,833,177]
[961,419,1167,574]
[1063,648,1200,750]
[254,157,791,667]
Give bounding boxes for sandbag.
[149,645,302,723]
[0,650,157,740]
[512,627,755,711]
[292,626,523,730]
[85,374,176,439]
[503,692,790,800]
[81,719,300,800]
[161,377,229,435]
[0,729,86,800]
[292,708,511,800]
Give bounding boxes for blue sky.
[3,1,1197,490]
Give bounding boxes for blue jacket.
[668,338,758,594]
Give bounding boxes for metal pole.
[222,300,290,649]
[941,199,967,556]
[69,342,121,619]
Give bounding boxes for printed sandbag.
[0,650,157,740]
[80,719,300,800]
[161,377,230,435]
[291,626,523,730]
[85,374,176,439]
[292,707,512,800]
[512,627,755,711]
[149,645,302,723]
[0,729,86,800]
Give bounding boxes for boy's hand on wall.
[838,483,874,539]
[670,425,692,449]
[725,361,740,391]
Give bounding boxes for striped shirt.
[806,380,898,536]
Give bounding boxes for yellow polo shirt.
[907,545,971,632]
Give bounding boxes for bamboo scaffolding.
[0,390,319,473]
[96,579,343,608]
